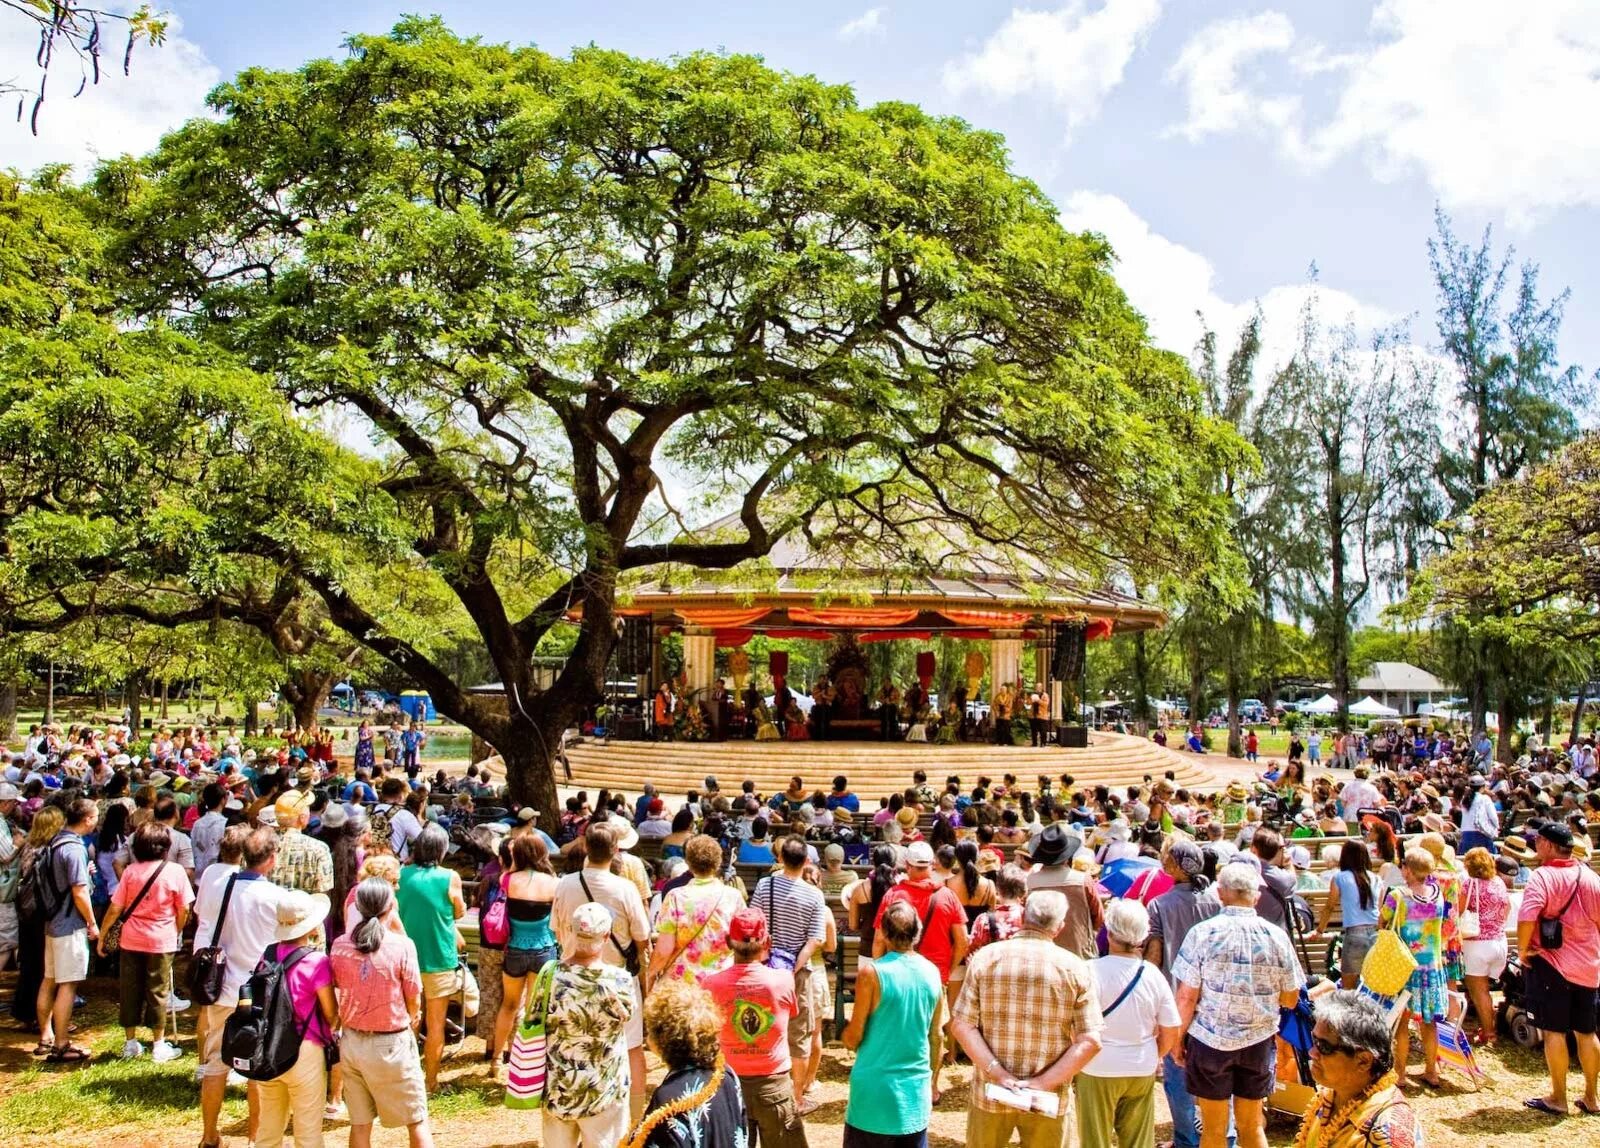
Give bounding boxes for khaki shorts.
[787,966,826,1056]
[420,966,480,1017]
[200,1002,234,1077]
[43,930,90,984]
[342,1028,429,1128]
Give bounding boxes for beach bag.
[504,962,556,1110]
[481,873,510,948]
[1457,881,1481,941]
[103,861,169,955]
[189,873,239,1005]
[1361,916,1418,998]
[221,945,316,1081]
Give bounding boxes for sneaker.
[121,1038,145,1060]
[151,1040,182,1063]
[323,1101,347,1120]
[167,993,191,1012]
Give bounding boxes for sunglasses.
[1311,1035,1358,1058]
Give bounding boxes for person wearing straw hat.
[255,889,337,1148]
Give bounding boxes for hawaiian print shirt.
[271,828,333,895]
[1299,1081,1424,1148]
[1172,905,1305,1051]
[656,878,746,985]
[545,962,638,1119]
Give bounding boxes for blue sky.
[4,0,1598,382]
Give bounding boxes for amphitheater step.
[565,731,1217,799]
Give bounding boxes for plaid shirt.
[1172,906,1304,1051]
[953,931,1103,1113]
[272,828,334,895]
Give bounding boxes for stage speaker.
[1051,622,1087,683]
[617,616,653,675]
[1056,723,1089,749]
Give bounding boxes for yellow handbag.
[1361,909,1419,997]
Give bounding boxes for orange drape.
[787,607,921,628]
[938,609,1035,628]
[676,607,774,628]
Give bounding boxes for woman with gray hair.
[330,878,436,1148]
[1296,990,1422,1148]
[1078,899,1181,1148]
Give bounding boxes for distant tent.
[1299,693,1339,715]
[1349,696,1400,718]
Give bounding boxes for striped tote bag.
[505,962,557,1110]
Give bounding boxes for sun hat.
[320,804,348,829]
[256,806,279,828]
[895,806,918,828]
[571,902,615,943]
[976,850,1001,874]
[0,782,18,802]
[1026,824,1078,867]
[110,753,132,767]
[146,771,171,788]
[728,907,768,945]
[606,814,639,851]
[905,841,936,867]
[1225,781,1249,801]
[274,891,331,942]
[275,790,312,824]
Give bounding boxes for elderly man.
[269,789,334,895]
[544,902,639,1148]
[1172,862,1304,1148]
[1517,820,1600,1117]
[1298,991,1423,1148]
[952,890,1104,1148]
[1023,824,1102,959]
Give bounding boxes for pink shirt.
[331,931,422,1033]
[1462,875,1511,939]
[111,859,194,954]
[270,941,334,1046]
[1518,859,1600,988]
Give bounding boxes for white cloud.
[0,12,218,178]
[1165,0,1600,223]
[1058,190,1393,376]
[837,7,887,41]
[1164,11,1298,143]
[943,0,1162,139]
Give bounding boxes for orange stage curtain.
[1086,618,1114,641]
[859,630,933,643]
[714,629,756,647]
[787,607,921,628]
[938,609,1035,628]
[675,607,773,628]
[762,629,836,640]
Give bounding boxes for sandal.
[29,1042,51,1057]
[1576,1100,1600,1116]
[1524,1097,1567,1116]
[46,1045,91,1063]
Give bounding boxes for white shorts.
[44,930,90,984]
[1463,936,1508,979]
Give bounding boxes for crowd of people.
[2,715,1600,1148]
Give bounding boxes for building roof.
[1354,661,1450,694]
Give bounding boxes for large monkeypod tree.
[95,20,1244,815]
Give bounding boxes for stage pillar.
[683,626,716,699]
[990,630,1024,697]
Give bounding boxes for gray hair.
[1104,897,1151,947]
[1313,990,1394,1077]
[410,823,449,866]
[880,899,922,949]
[1217,862,1262,901]
[1023,890,1068,935]
[351,877,395,954]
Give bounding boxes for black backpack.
[221,944,316,1081]
[16,843,59,923]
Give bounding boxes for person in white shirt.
[1079,899,1181,1148]
[197,827,288,1148]
[1338,768,1382,821]
[189,783,229,879]
[1459,776,1501,854]
[377,777,423,858]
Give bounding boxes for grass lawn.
[0,969,1578,1147]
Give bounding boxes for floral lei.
[1292,1070,1400,1148]
[620,1052,728,1148]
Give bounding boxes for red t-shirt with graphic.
[703,961,798,1077]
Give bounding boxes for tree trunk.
[243,695,258,736]
[1328,483,1351,734]
[1131,631,1151,724]
[1542,689,1556,745]
[1496,683,1519,762]
[1226,652,1243,759]
[282,667,337,734]
[0,681,16,741]
[1571,682,1589,746]
[125,672,145,732]
[159,678,170,719]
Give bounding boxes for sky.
[3,0,1598,385]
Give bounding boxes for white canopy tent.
[1298,693,1339,715]
[1349,696,1400,717]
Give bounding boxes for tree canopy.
[0,19,1245,807]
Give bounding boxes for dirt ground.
[0,973,1586,1148]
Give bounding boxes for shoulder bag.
[1361,889,1418,997]
[504,961,558,1110]
[578,871,641,975]
[104,860,170,955]
[1457,879,1481,940]
[190,873,241,1005]
[1538,871,1587,951]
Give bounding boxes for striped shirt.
[752,873,827,960]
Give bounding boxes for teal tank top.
[843,951,942,1135]
[398,864,457,974]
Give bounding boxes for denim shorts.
[504,943,557,979]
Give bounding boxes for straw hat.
[1502,835,1536,863]
[274,891,331,942]
[1225,781,1250,802]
